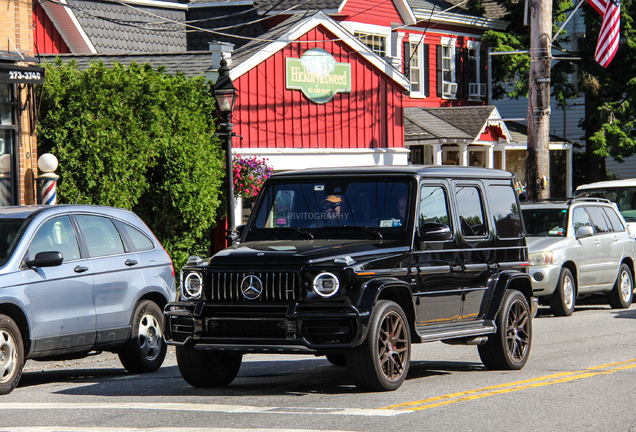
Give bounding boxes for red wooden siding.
[339,0,404,26]
[33,6,71,54]
[233,26,404,150]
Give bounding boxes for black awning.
[0,63,45,84]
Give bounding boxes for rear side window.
[488,185,523,239]
[456,185,487,237]
[603,206,625,232]
[114,220,154,252]
[76,215,125,257]
[586,206,611,233]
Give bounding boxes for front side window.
[572,207,593,233]
[247,178,412,241]
[26,216,80,263]
[456,186,487,237]
[76,215,125,258]
[488,185,523,238]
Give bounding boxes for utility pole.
[526,0,552,199]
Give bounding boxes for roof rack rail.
[523,197,611,205]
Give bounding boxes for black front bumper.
[163,301,370,353]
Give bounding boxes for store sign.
[285,48,351,103]
[0,63,45,84]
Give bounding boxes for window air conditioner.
[442,81,458,98]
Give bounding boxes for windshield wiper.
[338,225,383,239]
[270,227,314,239]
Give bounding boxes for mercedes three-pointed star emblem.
[240,275,263,300]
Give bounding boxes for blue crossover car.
[0,205,176,394]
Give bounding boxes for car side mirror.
[25,251,63,269]
[576,225,594,239]
[419,222,452,241]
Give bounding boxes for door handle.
[125,259,138,266]
[74,265,89,273]
[488,263,498,271]
[451,265,463,272]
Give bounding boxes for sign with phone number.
[0,64,45,84]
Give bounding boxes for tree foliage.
[37,58,225,270]
[483,0,636,181]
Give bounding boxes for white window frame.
[408,35,425,98]
[467,41,486,100]
[441,37,457,99]
[341,23,391,59]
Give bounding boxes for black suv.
[164,166,535,391]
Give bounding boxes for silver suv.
[521,198,636,316]
[0,205,176,394]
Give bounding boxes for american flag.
[586,0,621,67]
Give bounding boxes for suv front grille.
[206,271,300,302]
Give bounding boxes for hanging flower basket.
[232,154,273,199]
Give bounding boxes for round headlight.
[183,272,203,299]
[313,272,340,297]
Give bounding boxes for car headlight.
[529,251,554,266]
[313,272,340,297]
[182,271,203,300]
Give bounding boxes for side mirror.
[25,251,63,269]
[576,225,595,239]
[229,224,246,244]
[419,222,452,241]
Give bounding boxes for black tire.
[325,353,346,366]
[608,263,633,309]
[118,300,167,373]
[550,267,576,316]
[0,315,24,395]
[176,346,242,387]
[478,290,532,370]
[346,300,411,391]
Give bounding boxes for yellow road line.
[382,358,636,411]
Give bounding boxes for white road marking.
[0,402,409,417]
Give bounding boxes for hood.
[207,239,408,267]
[525,236,569,253]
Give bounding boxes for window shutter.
[403,41,410,79]
[463,49,470,99]
[436,45,442,97]
[481,48,488,99]
[424,44,430,97]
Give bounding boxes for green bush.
[37,58,225,271]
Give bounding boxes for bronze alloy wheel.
[347,300,411,391]
[479,290,532,370]
[377,310,409,383]
[506,296,531,364]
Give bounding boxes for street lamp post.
[213,57,238,246]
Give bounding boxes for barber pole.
[40,174,58,205]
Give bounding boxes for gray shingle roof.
[408,0,507,21]
[405,108,471,140]
[425,106,498,137]
[39,51,214,78]
[65,0,187,53]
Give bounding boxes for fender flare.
[484,271,533,320]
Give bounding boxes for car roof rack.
[523,197,611,205]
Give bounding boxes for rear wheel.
[118,300,167,373]
[0,315,24,395]
[176,347,242,387]
[550,267,576,316]
[608,263,633,309]
[346,300,410,391]
[478,290,531,370]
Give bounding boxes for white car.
[573,179,636,237]
[521,198,636,316]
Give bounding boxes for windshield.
[0,218,29,266]
[245,178,412,241]
[573,187,636,221]
[521,208,568,237]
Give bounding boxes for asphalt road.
[3,297,636,432]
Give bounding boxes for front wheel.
[118,300,167,373]
[176,347,242,387]
[478,290,532,370]
[550,267,576,316]
[0,315,24,395]
[346,300,411,391]
[608,263,633,309]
